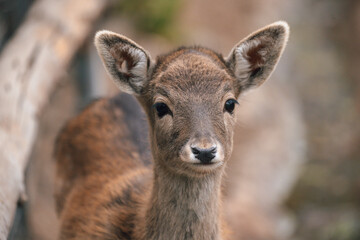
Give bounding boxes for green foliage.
[113,0,181,39]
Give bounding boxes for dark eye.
[224,99,238,114]
[153,102,172,118]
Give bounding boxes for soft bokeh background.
[1,0,359,239]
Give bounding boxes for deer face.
[142,51,238,176]
[95,22,289,176]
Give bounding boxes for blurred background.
[1,0,359,239]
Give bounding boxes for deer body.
[55,22,289,240]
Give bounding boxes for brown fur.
[55,22,289,239]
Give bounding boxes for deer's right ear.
[95,31,152,95]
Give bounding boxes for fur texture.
[95,31,152,94]
[226,21,289,90]
[55,22,289,240]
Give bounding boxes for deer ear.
[95,30,152,95]
[226,21,289,91]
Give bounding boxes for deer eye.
[224,99,238,114]
[153,102,172,118]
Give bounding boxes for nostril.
[209,146,217,154]
[191,147,200,155]
[191,146,217,164]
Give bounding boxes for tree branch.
[0,0,108,238]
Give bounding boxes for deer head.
[95,21,289,177]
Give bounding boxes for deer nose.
[191,146,217,164]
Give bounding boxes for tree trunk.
[0,0,107,238]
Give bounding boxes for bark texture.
[0,0,107,238]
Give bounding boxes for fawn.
[54,21,289,240]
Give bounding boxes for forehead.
[150,48,234,98]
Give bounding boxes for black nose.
[191,146,217,164]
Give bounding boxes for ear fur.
[226,21,289,91]
[94,30,152,94]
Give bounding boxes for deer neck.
[143,163,224,240]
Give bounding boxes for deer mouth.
[190,160,224,170]
[192,160,221,165]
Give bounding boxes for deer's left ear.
[226,21,289,91]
